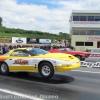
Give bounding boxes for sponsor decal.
[54,68,58,70]
[39,39,51,44]
[53,61,56,64]
[27,38,39,44]
[86,37,100,41]
[33,59,38,63]
[81,61,100,68]
[12,37,26,44]
[13,59,28,65]
[16,38,23,43]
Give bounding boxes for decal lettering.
[13,59,28,65]
[81,61,100,68]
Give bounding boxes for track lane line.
[71,70,100,74]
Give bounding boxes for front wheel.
[39,62,54,79]
[0,63,9,75]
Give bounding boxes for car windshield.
[28,48,50,56]
[59,48,73,52]
[66,48,73,51]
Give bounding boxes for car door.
[5,49,34,71]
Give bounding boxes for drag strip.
[85,56,100,62]
[72,69,100,74]
[72,67,100,74]
[0,66,100,100]
[0,55,100,100]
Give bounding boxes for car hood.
[34,53,78,61]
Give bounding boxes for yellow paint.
[9,66,38,72]
[5,48,78,62]
[3,48,80,73]
[54,62,80,72]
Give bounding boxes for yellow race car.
[0,48,80,79]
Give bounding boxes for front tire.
[0,63,9,75]
[39,62,54,79]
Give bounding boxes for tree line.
[0,17,70,42]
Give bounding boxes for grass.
[0,33,35,38]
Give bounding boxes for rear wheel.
[39,62,54,79]
[0,63,9,75]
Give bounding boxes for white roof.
[72,10,100,14]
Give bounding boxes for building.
[70,10,100,51]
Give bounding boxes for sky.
[0,0,100,34]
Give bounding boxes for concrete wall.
[71,35,97,51]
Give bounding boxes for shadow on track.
[1,72,74,84]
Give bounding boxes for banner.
[39,39,51,44]
[86,37,100,41]
[81,61,100,68]
[27,38,39,44]
[73,21,99,25]
[12,37,26,44]
[0,37,11,43]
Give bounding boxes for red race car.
[48,48,90,61]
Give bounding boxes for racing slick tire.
[39,62,54,79]
[0,62,9,75]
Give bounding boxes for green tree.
[0,17,2,26]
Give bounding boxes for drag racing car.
[48,48,90,61]
[0,48,80,79]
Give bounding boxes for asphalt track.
[0,65,100,100]
[85,56,100,62]
[0,57,99,100]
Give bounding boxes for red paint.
[13,59,28,65]
[48,48,90,59]
[0,58,5,61]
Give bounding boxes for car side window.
[10,50,30,57]
[29,50,37,55]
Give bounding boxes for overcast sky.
[0,0,100,34]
